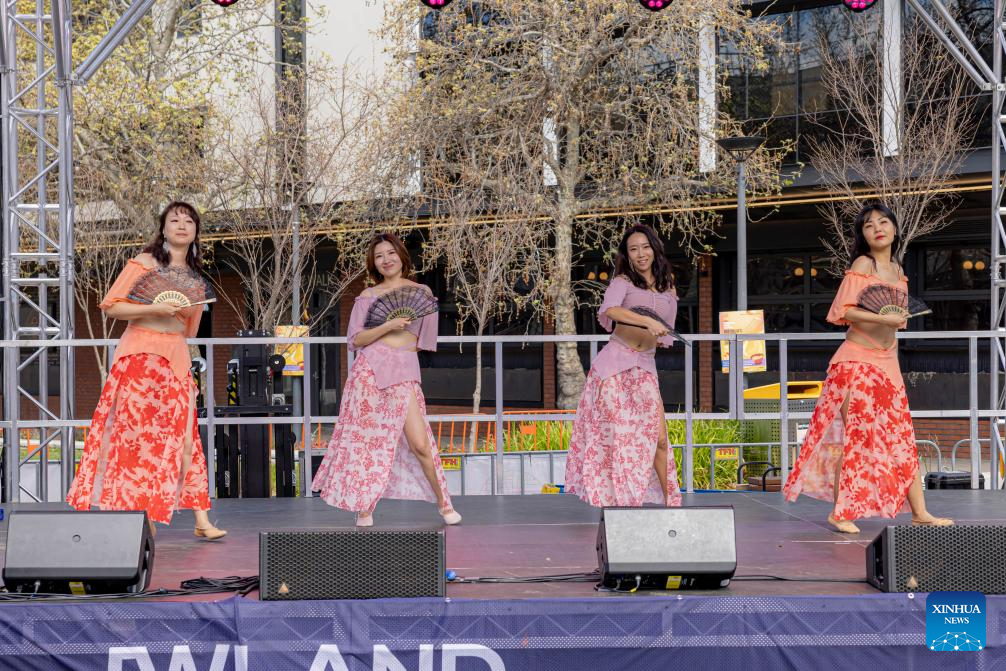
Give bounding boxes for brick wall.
[698,254,715,412]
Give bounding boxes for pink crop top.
[346,284,438,353]
[597,276,678,347]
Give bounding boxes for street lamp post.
[716,135,766,311]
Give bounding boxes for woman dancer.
[68,202,225,539]
[566,224,682,507]
[783,203,952,532]
[312,233,461,527]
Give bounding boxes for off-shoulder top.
[597,275,678,348]
[826,269,909,328]
[345,284,438,353]
[101,258,204,383]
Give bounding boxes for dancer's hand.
[880,312,907,329]
[149,301,183,318]
[385,317,412,332]
[645,318,669,338]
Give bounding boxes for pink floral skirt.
[565,366,681,507]
[783,361,917,521]
[67,353,211,524]
[311,354,453,513]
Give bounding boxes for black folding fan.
[363,286,439,328]
[615,306,687,344]
[856,284,931,319]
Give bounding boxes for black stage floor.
[1,490,1003,600]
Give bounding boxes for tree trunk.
[469,332,484,451]
[552,212,585,409]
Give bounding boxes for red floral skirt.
[67,353,211,524]
[783,361,917,520]
[565,366,681,507]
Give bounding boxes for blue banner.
[0,594,1004,670]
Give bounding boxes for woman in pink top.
[783,203,952,533]
[312,233,460,527]
[565,224,682,507]
[67,202,225,540]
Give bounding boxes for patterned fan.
[363,286,439,328]
[616,306,686,343]
[127,266,216,307]
[856,284,931,319]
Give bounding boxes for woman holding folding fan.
[566,224,682,507]
[67,201,225,540]
[312,232,461,527]
[783,202,952,533]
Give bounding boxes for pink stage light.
[842,0,878,12]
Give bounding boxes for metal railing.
[1,330,1002,501]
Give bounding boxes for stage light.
[638,0,672,10]
[841,0,878,11]
[211,0,239,6]
[421,0,454,8]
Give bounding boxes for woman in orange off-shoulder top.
[783,202,952,533]
[67,202,225,540]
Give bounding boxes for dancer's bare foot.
[827,513,861,534]
[356,512,374,527]
[912,514,954,527]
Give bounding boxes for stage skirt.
[783,359,917,521]
[67,353,211,524]
[311,352,453,513]
[565,364,681,507]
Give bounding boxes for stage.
[0,491,1005,669]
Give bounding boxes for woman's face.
[163,208,197,248]
[626,232,654,276]
[373,240,403,279]
[861,210,896,253]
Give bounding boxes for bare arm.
[842,307,906,327]
[352,317,411,349]
[104,302,181,321]
[604,307,667,337]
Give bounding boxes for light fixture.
[587,271,597,280]
[794,267,805,277]
[638,0,672,10]
[716,135,766,161]
[810,268,818,277]
[599,271,609,281]
[976,260,987,271]
[964,260,974,271]
[842,0,878,11]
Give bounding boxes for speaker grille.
[260,529,445,600]
[891,525,1006,593]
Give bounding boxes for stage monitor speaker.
[3,510,154,595]
[867,524,1006,593]
[260,529,445,600]
[596,506,736,590]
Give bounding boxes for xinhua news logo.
[926,591,986,651]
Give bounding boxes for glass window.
[921,300,990,331]
[810,256,843,294]
[749,255,806,296]
[923,247,990,292]
[756,304,804,333]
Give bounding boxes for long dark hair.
[613,224,674,292]
[141,201,202,272]
[365,232,414,284]
[851,202,901,267]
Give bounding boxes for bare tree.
[370,0,786,407]
[807,17,981,271]
[423,188,548,443]
[204,64,377,332]
[71,0,277,230]
[72,206,142,381]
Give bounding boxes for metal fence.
[1,330,1002,502]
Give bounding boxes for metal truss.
[1,0,156,502]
